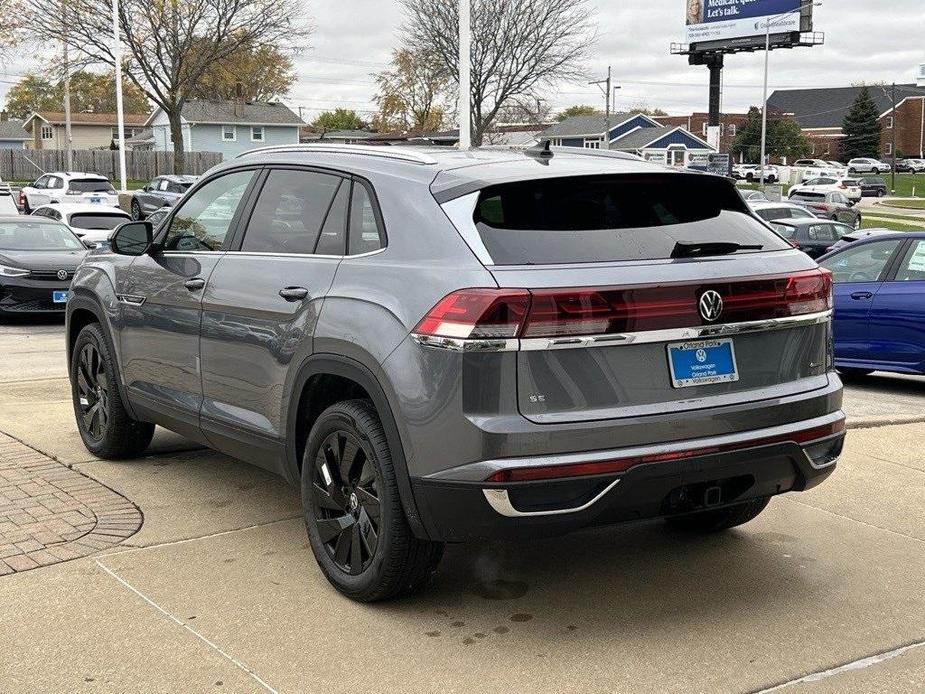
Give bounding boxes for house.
[22,111,149,150]
[123,128,155,151]
[768,71,925,160]
[0,113,29,149]
[655,112,750,157]
[541,112,714,166]
[147,100,303,159]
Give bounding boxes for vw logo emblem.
[696,348,707,363]
[699,290,723,322]
[57,270,68,281]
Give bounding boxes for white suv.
[789,176,862,202]
[847,158,892,174]
[792,159,841,181]
[19,172,119,213]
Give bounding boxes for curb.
[847,415,925,430]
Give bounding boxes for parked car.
[0,178,18,215]
[825,228,900,254]
[818,232,925,375]
[856,177,888,198]
[32,203,132,249]
[769,219,854,258]
[740,189,768,201]
[19,172,119,213]
[826,161,848,172]
[65,145,844,601]
[748,200,818,223]
[788,190,862,229]
[847,158,892,175]
[788,177,862,202]
[732,164,778,182]
[896,159,925,173]
[130,175,198,220]
[0,216,87,315]
[792,159,841,181]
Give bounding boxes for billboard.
[685,0,811,47]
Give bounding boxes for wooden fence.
[0,149,223,181]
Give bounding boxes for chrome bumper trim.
[482,480,622,518]
[412,310,831,353]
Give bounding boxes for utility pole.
[458,0,471,150]
[891,82,897,192]
[62,2,73,171]
[111,0,127,190]
[590,66,613,149]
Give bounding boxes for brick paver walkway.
[0,433,141,574]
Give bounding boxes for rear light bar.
[414,270,832,340]
[485,418,846,483]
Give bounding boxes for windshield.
[0,221,84,250]
[68,179,116,193]
[69,213,129,230]
[473,174,789,264]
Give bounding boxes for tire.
[301,399,444,602]
[667,497,771,533]
[22,199,30,215]
[837,367,874,377]
[130,199,143,220]
[877,189,885,198]
[70,323,155,458]
[872,168,880,175]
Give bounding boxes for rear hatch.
[440,171,832,424]
[66,179,118,205]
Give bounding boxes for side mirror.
[110,221,153,256]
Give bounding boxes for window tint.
[894,240,925,282]
[473,174,789,265]
[68,179,115,193]
[348,182,385,255]
[821,240,902,283]
[241,170,342,254]
[69,213,129,230]
[33,176,49,189]
[158,179,170,191]
[166,181,190,194]
[314,182,349,255]
[163,170,254,252]
[808,224,837,241]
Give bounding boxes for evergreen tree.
[842,86,882,160]
[731,106,811,163]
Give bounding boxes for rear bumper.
[411,412,844,542]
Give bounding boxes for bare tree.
[372,48,450,134]
[23,0,310,172]
[399,0,594,146]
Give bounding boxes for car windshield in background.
[474,174,788,265]
[69,213,128,230]
[69,179,116,193]
[0,221,83,250]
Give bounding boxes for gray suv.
[65,145,845,601]
[130,174,198,220]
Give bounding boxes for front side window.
[251,126,264,142]
[821,240,902,283]
[162,170,255,252]
[894,240,925,282]
[223,125,236,141]
[158,179,170,191]
[33,175,49,189]
[240,170,342,254]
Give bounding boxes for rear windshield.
[68,179,115,193]
[69,213,128,230]
[473,174,788,265]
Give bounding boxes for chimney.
[0,110,7,122]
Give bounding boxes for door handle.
[279,286,309,302]
[184,278,206,291]
[850,291,873,300]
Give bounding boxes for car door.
[197,167,364,469]
[117,168,260,440]
[820,239,905,362]
[139,177,160,212]
[867,239,925,370]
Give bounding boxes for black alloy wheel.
[310,429,382,575]
[131,199,143,220]
[75,342,110,441]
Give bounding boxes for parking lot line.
[95,558,280,694]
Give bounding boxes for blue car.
[818,231,925,375]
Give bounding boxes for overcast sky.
[2,0,923,121]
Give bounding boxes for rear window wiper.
[671,241,764,259]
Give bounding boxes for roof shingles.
[768,84,925,129]
[179,100,303,125]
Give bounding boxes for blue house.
[146,100,303,160]
[541,112,713,167]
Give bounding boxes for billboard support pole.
[707,54,723,128]
[759,19,770,187]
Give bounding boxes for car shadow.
[840,371,925,397]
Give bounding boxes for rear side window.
[241,170,343,254]
[69,213,128,230]
[473,174,789,265]
[347,182,385,255]
[68,179,115,193]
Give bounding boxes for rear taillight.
[413,289,529,339]
[485,418,845,483]
[413,270,832,341]
[18,191,24,206]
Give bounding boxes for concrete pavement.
[0,319,923,693]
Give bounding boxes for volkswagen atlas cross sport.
[65,144,845,602]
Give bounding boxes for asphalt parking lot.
[0,318,923,693]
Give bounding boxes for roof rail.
[549,147,644,162]
[236,143,439,165]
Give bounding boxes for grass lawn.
[885,173,925,198]
[879,198,925,210]
[861,217,924,231]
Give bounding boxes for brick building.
[768,74,925,161]
[655,112,751,157]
